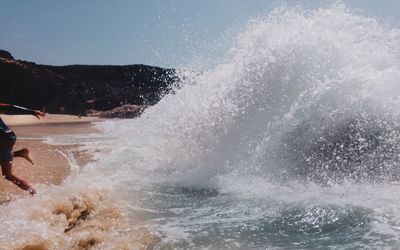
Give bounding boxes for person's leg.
[0,160,36,195]
[13,148,34,165]
[0,141,36,195]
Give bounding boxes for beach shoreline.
[0,115,161,249]
[0,114,102,203]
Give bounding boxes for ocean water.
[2,5,400,249]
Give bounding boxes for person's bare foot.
[14,148,34,165]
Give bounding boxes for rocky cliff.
[0,50,177,115]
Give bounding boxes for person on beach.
[0,103,45,195]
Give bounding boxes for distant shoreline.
[2,114,103,126]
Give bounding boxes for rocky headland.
[0,50,177,116]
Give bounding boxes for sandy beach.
[0,115,161,249]
[0,114,101,203]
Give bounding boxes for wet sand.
[0,115,101,203]
[0,115,161,249]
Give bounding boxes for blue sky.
[1,0,400,68]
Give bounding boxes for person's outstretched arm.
[0,103,45,119]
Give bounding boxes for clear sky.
[1,0,400,68]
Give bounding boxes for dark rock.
[99,104,145,119]
[0,50,14,60]
[0,50,179,115]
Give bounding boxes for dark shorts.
[0,131,16,163]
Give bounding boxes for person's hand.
[33,110,45,119]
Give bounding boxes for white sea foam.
[2,4,400,249]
